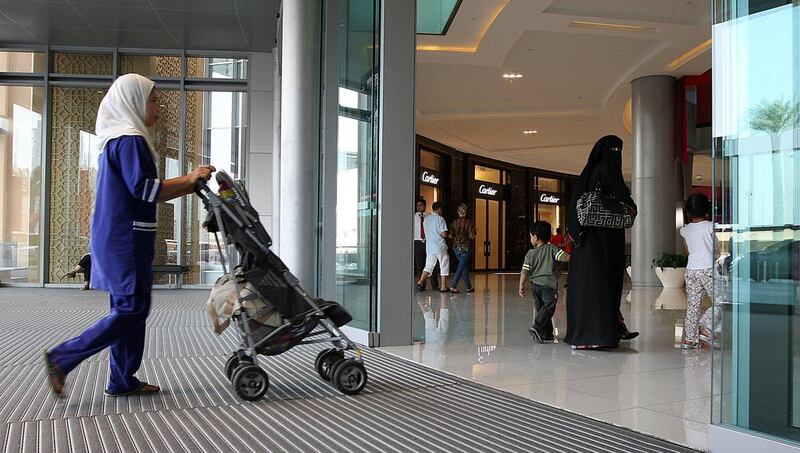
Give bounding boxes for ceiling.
[0,0,280,52]
[416,0,713,177]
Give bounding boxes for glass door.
[474,198,505,271]
[712,0,800,444]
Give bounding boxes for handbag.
[576,185,635,229]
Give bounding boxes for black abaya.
[564,136,636,347]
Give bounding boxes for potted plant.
[651,253,688,288]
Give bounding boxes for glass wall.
[0,86,43,283]
[712,0,800,446]
[334,0,380,331]
[0,50,248,286]
[184,90,246,284]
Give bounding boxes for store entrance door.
[474,198,504,271]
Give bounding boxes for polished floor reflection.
[381,273,712,451]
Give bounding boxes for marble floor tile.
[380,273,714,450]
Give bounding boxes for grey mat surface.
[0,288,697,453]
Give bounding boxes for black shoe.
[416,284,425,292]
[620,331,639,341]
[543,335,555,343]
[528,327,544,344]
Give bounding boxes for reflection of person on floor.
[419,298,449,365]
[63,253,92,290]
[519,221,569,344]
[680,193,722,349]
[417,202,450,292]
[45,74,215,398]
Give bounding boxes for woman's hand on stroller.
[190,165,216,185]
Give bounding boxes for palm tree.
[750,99,800,225]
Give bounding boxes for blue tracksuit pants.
[49,292,151,394]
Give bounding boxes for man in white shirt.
[413,199,439,290]
[417,202,450,292]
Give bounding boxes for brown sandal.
[44,352,65,397]
[104,382,161,397]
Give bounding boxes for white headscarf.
[95,73,156,153]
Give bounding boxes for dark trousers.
[414,240,438,289]
[77,254,91,283]
[49,292,151,393]
[532,284,558,339]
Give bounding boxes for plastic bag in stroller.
[196,171,367,401]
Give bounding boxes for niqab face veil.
[95,73,156,155]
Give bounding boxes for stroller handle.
[194,179,210,201]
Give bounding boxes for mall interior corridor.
[382,273,714,451]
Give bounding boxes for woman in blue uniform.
[45,73,214,397]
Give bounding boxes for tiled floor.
[381,273,713,451]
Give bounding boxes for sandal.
[44,352,65,397]
[104,382,161,397]
[681,341,702,350]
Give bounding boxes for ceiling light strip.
[568,21,655,33]
[665,39,712,71]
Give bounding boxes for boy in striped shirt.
[519,221,570,343]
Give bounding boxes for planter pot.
[655,267,686,288]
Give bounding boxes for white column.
[246,52,275,239]
[279,1,321,291]
[376,0,415,346]
[631,75,678,287]
[271,49,281,252]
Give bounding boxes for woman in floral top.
[449,203,477,293]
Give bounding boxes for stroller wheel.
[232,365,270,401]
[315,348,344,381]
[224,353,253,381]
[332,359,368,395]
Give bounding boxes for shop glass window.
[0,85,44,283]
[536,177,560,193]
[187,57,248,79]
[119,55,182,79]
[712,0,800,443]
[0,51,46,73]
[419,149,441,170]
[53,52,113,75]
[475,165,501,183]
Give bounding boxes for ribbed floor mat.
[0,288,697,452]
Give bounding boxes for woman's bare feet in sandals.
[44,352,65,397]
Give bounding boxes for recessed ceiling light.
[502,73,523,80]
[522,130,538,135]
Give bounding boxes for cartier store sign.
[419,168,440,186]
[474,181,504,200]
[536,191,562,205]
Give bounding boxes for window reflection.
[0,86,43,283]
[184,90,246,285]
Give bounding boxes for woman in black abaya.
[564,135,638,349]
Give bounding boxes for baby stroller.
[196,171,367,401]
